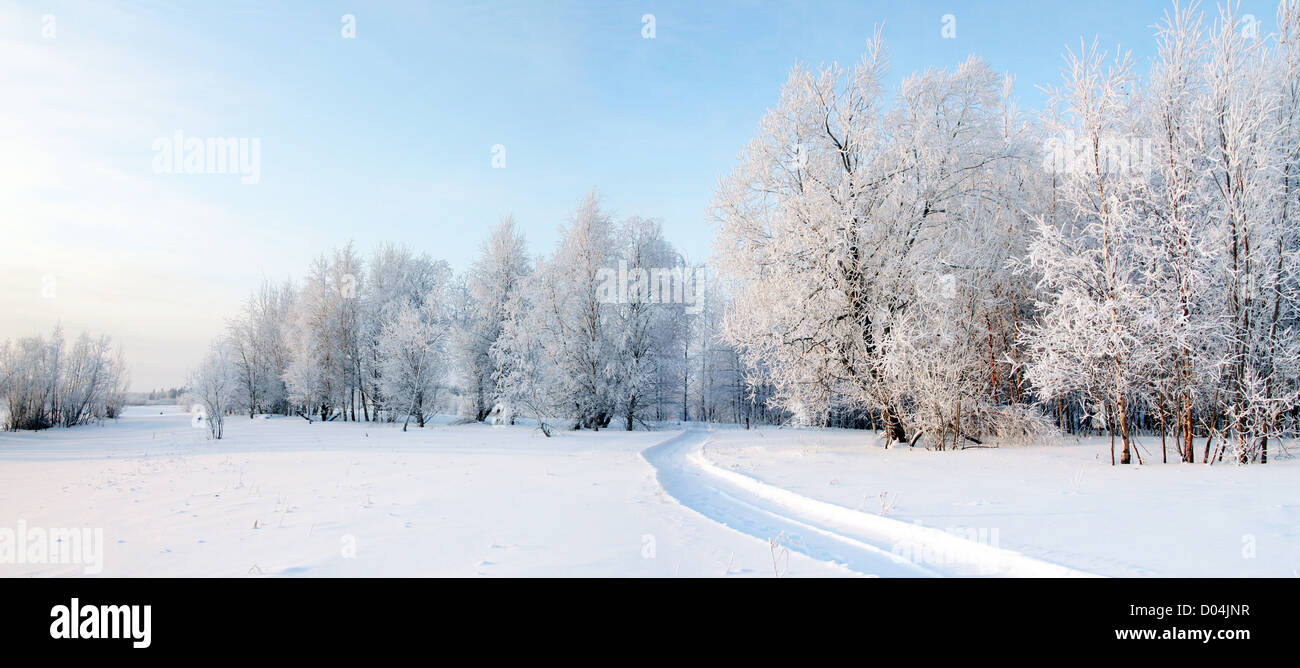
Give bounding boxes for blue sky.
[0,0,1283,389]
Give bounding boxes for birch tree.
[456,215,530,421]
[189,339,239,440]
[377,289,451,431]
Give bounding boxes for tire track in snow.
[643,429,1099,578]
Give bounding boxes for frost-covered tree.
[363,244,448,421]
[1022,2,1300,465]
[1200,2,1300,463]
[1024,38,1156,465]
[1,328,64,430]
[609,216,685,430]
[0,326,127,431]
[284,244,367,421]
[1259,0,1300,462]
[54,332,128,427]
[492,280,557,435]
[189,339,239,439]
[284,255,344,420]
[495,192,620,431]
[713,33,1037,445]
[1130,3,1222,463]
[228,278,294,418]
[378,286,451,431]
[455,215,530,421]
[332,243,366,421]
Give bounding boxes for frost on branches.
[152,1,1299,467]
[713,4,1300,463]
[713,31,1043,449]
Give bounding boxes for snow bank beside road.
[701,428,1300,577]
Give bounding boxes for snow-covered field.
[702,429,1300,577]
[0,406,853,577]
[1,406,1295,577]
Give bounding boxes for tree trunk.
[1158,395,1166,464]
[1109,404,1116,466]
[883,406,907,444]
[1118,394,1132,465]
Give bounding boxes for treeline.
[146,387,185,401]
[713,3,1300,464]
[190,2,1300,465]
[0,326,129,430]
[188,197,765,439]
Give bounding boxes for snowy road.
[643,429,1097,578]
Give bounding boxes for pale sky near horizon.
[0,0,1282,390]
